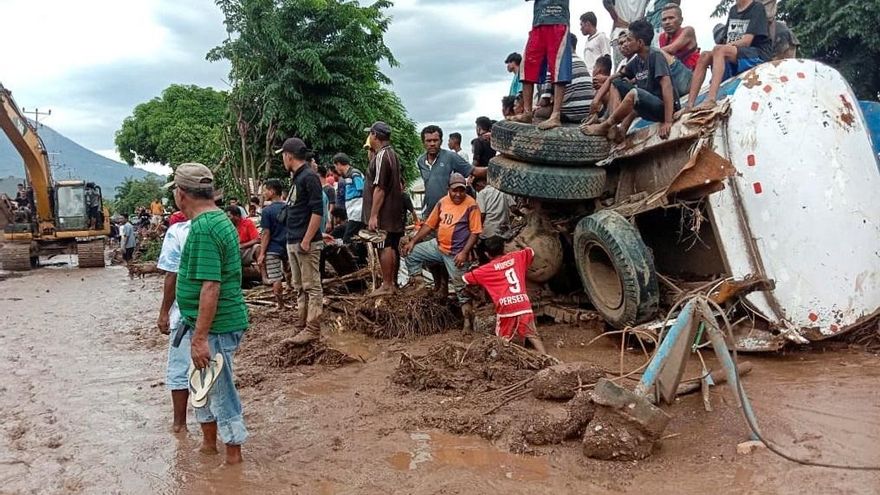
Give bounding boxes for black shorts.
[376,231,403,255]
[123,247,135,261]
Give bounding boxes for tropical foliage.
[207,0,422,192]
[112,176,166,216]
[115,85,227,169]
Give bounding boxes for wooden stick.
[676,361,753,397]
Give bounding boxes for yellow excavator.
[0,82,110,270]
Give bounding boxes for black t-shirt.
[363,145,405,234]
[331,222,347,240]
[472,138,496,167]
[726,1,772,61]
[322,184,336,208]
[286,166,324,243]
[624,48,679,107]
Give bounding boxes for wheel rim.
[584,241,624,312]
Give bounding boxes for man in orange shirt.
[150,198,164,226]
[225,205,260,265]
[401,173,482,331]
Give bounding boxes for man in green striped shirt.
[170,162,249,465]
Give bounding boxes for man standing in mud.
[281,137,325,345]
[363,121,405,297]
[171,162,249,465]
[156,210,192,433]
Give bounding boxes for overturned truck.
[490,59,880,351]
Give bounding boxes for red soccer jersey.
[463,248,534,318]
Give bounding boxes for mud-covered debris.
[391,336,556,393]
[127,261,159,278]
[418,411,510,441]
[583,380,670,461]
[736,440,766,455]
[270,339,359,367]
[519,391,595,446]
[335,286,460,339]
[532,362,606,400]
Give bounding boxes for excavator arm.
[0,82,54,228]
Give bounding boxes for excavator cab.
[54,180,102,231]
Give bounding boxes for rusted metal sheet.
[597,100,732,167]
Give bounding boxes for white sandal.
[188,353,224,408]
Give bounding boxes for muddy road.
[1,266,879,494]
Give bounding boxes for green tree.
[207,0,422,192]
[713,0,880,100]
[115,85,228,169]
[113,176,166,216]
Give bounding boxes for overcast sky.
[0,0,719,174]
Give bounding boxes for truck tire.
[491,120,611,166]
[574,210,658,328]
[77,239,106,268]
[488,156,606,201]
[0,243,32,271]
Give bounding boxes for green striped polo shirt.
[177,209,249,333]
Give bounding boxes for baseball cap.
[164,162,214,190]
[275,137,310,157]
[448,172,467,189]
[363,121,392,137]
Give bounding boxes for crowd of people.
[150,0,800,467]
[152,120,546,465]
[504,0,797,141]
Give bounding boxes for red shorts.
[522,24,573,84]
[496,313,538,341]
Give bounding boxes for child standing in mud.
[463,236,547,354]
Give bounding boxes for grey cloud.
[383,4,522,126]
[25,0,230,151]
[25,0,521,152]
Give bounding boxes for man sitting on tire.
[582,19,678,141]
[401,173,483,331]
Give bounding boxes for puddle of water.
[325,330,380,361]
[292,379,350,397]
[389,431,550,482]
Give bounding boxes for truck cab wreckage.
[489,59,880,352]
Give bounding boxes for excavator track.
[77,239,106,268]
[0,242,32,271]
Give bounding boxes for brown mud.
[0,267,879,494]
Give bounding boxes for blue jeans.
[669,59,693,98]
[193,330,248,445]
[166,321,191,391]
[611,78,681,122]
[404,238,472,304]
[722,46,766,80]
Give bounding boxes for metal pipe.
[634,300,695,397]
[703,314,762,440]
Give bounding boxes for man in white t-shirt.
[603,0,650,68]
[156,216,192,433]
[579,11,611,73]
[448,132,470,165]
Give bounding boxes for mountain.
[0,123,154,197]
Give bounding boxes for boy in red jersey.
[463,236,547,354]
